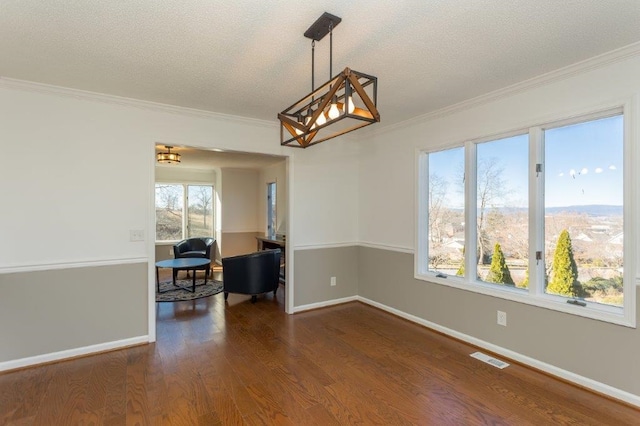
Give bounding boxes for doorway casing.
[147,142,295,343]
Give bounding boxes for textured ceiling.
[2,1,640,129]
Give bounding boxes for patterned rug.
[156,279,223,302]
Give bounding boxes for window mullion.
[183,184,188,239]
[465,141,478,283]
[529,126,544,296]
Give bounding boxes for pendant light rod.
[329,22,333,79]
[311,40,315,93]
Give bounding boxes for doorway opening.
[150,144,292,339]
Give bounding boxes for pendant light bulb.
[305,116,316,130]
[316,111,327,126]
[347,96,355,114]
[328,96,340,120]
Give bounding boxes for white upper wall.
[155,166,216,184]
[0,82,359,269]
[221,168,259,233]
[359,51,640,253]
[293,139,360,248]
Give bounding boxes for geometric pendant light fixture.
[156,145,181,164]
[278,12,380,148]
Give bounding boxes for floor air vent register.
[470,351,510,369]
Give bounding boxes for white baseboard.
[293,295,359,313]
[357,296,640,408]
[0,335,149,372]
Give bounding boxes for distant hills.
[447,204,623,216]
[544,205,622,216]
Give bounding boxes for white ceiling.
[3,1,640,129]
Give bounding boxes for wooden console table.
[256,236,286,283]
[256,235,286,251]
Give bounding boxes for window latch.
[567,299,587,307]
[536,163,542,177]
[535,251,542,265]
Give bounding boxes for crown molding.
[0,76,278,129]
[370,41,640,137]
[4,41,640,139]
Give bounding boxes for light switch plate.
[130,230,145,242]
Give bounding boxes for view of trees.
[155,184,213,241]
[428,157,623,306]
[188,185,213,237]
[485,243,514,286]
[476,158,510,265]
[156,184,183,241]
[427,113,624,307]
[547,230,581,297]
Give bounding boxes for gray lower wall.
[155,243,174,261]
[358,246,640,396]
[294,246,358,306]
[6,246,637,398]
[0,262,148,362]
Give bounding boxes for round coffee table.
[155,258,211,293]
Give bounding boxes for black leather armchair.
[173,237,215,277]
[222,249,281,303]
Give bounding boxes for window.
[544,116,624,307]
[426,147,465,275]
[187,185,214,238]
[476,134,529,288]
[155,184,183,241]
[417,108,633,325]
[267,182,276,236]
[155,184,214,241]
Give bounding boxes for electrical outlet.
[497,310,507,326]
[330,276,336,286]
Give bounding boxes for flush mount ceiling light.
[278,12,380,148]
[156,146,181,164]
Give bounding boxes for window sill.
[415,272,634,328]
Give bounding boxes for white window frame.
[416,102,636,327]
[155,182,215,243]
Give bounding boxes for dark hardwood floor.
[1,272,639,425]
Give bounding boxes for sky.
[428,114,623,209]
[545,115,623,207]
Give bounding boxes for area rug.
[156,279,223,302]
